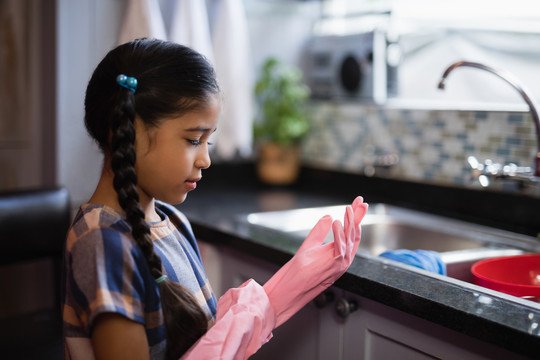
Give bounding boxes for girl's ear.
[133,115,159,152]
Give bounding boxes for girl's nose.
[195,147,211,169]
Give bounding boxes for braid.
[110,91,209,359]
[110,94,163,278]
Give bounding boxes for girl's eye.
[187,133,214,146]
[188,139,213,146]
[188,139,202,146]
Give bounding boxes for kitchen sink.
[243,203,539,282]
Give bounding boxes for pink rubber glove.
[263,196,368,327]
[181,279,276,360]
[181,197,368,359]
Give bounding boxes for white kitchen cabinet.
[206,244,530,360]
[339,290,529,360]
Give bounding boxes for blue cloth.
[379,249,447,275]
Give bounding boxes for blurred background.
[2,2,540,358]
[2,0,540,207]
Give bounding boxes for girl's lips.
[185,178,201,190]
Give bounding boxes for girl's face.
[134,95,221,206]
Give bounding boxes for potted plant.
[253,57,310,185]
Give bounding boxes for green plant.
[253,57,310,146]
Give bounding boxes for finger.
[350,224,361,262]
[332,219,345,258]
[351,202,367,259]
[353,200,369,238]
[352,196,364,209]
[344,205,356,264]
[298,215,333,252]
[353,200,368,228]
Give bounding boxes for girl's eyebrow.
[184,127,217,133]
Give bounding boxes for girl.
[62,38,367,360]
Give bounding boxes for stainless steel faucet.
[438,60,540,178]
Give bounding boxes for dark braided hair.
[84,39,220,359]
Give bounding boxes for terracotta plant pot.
[256,142,300,185]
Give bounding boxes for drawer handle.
[335,298,358,318]
[314,291,335,308]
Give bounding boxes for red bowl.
[472,254,540,297]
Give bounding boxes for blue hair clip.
[155,274,168,284]
[116,74,138,93]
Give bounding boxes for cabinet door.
[219,247,322,360]
[316,288,346,360]
[341,292,528,360]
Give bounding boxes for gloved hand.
[181,280,276,360]
[263,196,368,327]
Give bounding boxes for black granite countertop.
[177,163,540,359]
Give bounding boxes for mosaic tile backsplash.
[301,102,539,197]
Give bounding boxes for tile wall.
[301,102,539,197]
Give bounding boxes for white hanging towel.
[118,0,167,45]
[212,0,253,159]
[169,0,214,65]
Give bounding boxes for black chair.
[0,187,71,359]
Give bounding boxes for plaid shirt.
[62,202,217,359]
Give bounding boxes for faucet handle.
[363,145,399,177]
[467,155,535,188]
[467,156,492,187]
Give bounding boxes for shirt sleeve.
[66,226,155,332]
[181,279,276,360]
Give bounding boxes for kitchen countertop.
[177,163,540,359]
